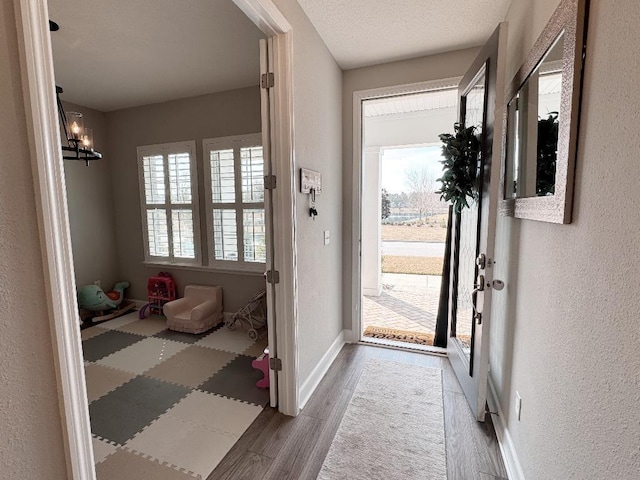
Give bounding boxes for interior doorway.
[47,0,276,476]
[358,87,458,350]
[16,0,296,478]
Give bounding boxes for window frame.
[203,133,266,273]
[137,140,202,267]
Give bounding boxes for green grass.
[382,256,443,276]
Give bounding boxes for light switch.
[324,230,330,245]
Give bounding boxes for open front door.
[260,38,278,408]
[447,24,507,421]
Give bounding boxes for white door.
[447,23,507,421]
[260,38,278,408]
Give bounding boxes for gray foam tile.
[82,330,145,362]
[89,376,190,444]
[153,328,213,344]
[199,354,270,407]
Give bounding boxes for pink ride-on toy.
[252,348,270,389]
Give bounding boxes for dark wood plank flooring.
[209,343,508,480]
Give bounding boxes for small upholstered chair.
[163,285,223,334]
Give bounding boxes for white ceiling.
[49,0,265,112]
[297,0,512,70]
[364,89,458,117]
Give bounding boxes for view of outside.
[380,145,447,276]
[360,87,458,348]
[362,145,449,347]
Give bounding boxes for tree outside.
[381,188,391,220]
[404,165,440,220]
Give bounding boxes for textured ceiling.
[49,0,265,112]
[297,0,512,70]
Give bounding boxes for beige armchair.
[163,285,223,334]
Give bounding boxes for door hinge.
[264,175,277,190]
[266,270,280,284]
[261,72,274,89]
[269,357,282,371]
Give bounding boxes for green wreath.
[436,123,481,212]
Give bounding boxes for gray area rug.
[317,359,447,480]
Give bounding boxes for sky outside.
[380,145,444,194]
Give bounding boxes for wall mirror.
[500,0,588,223]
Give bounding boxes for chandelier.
[50,20,102,166]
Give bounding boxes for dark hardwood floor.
[209,343,508,480]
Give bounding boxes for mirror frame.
[499,0,588,223]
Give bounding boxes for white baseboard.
[125,298,147,309]
[299,330,345,410]
[487,377,525,480]
[362,287,381,297]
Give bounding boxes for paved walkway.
[362,273,473,349]
[362,273,441,334]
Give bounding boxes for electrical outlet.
[94,280,101,288]
[515,391,522,420]
[324,230,330,245]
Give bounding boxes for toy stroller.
[226,289,267,340]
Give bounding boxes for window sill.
[142,261,265,277]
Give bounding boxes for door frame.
[350,78,462,343]
[13,0,298,478]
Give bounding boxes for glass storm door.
[447,24,507,421]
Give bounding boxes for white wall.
[62,101,119,290]
[364,108,458,149]
[0,1,68,477]
[342,48,480,328]
[272,0,344,384]
[490,0,640,478]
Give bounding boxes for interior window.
[137,141,200,265]
[204,134,266,270]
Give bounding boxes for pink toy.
[252,348,270,389]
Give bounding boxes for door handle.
[476,253,486,269]
[474,274,485,292]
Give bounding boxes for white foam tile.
[97,337,188,374]
[125,413,236,478]
[195,328,255,354]
[125,414,190,460]
[167,391,262,436]
[162,423,237,478]
[92,436,117,464]
[98,312,140,331]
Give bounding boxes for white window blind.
[204,134,266,270]
[137,141,200,265]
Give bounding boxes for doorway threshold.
[358,337,447,356]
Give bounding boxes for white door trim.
[350,78,462,342]
[14,0,298,478]
[266,30,300,416]
[236,0,299,415]
[14,0,95,477]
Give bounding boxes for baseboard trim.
[487,377,525,480]
[362,287,381,297]
[125,298,147,309]
[299,330,345,410]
